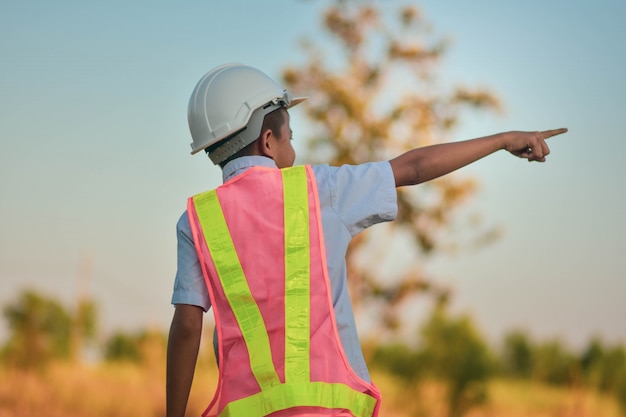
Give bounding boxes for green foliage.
[371,343,425,382]
[500,330,579,386]
[419,304,493,417]
[373,304,493,417]
[496,332,626,412]
[595,345,626,393]
[501,330,534,378]
[1,290,99,369]
[104,332,143,363]
[104,329,167,364]
[375,315,626,415]
[532,339,579,385]
[579,339,626,411]
[617,375,626,411]
[580,337,605,374]
[2,290,73,368]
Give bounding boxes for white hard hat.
[187,63,305,164]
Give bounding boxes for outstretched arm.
[166,304,204,417]
[389,128,568,187]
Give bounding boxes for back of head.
[187,64,305,165]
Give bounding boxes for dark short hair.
[213,107,286,168]
[262,107,286,140]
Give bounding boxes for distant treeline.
[2,289,625,417]
[0,289,166,369]
[370,303,626,416]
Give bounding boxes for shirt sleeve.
[171,211,212,311]
[318,161,398,236]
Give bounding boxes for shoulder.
[311,161,394,190]
[310,162,397,235]
[176,210,193,242]
[176,210,190,229]
[312,160,393,176]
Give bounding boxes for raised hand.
[504,128,568,162]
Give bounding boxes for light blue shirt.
[172,155,397,381]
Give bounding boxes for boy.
[167,63,566,417]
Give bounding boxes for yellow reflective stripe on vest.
[282,166,311,383]
[192,190,281,390]
[220,381,377,417]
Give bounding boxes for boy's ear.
[258,128,274,158]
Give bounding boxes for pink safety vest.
[187,165,381,417]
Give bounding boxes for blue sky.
[1,0,624,349]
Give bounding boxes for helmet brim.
[287,97,307,109]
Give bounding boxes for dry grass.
[474,379,623,417]
[371,371,623,417]
[0,360,622,417]
[0,362,164,417]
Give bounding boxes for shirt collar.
[222,156,278,183]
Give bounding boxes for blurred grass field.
[1,290,624,416]
[1,358,622,417]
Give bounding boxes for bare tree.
[283,0,501,336]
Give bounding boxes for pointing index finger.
[541,128,568,139]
